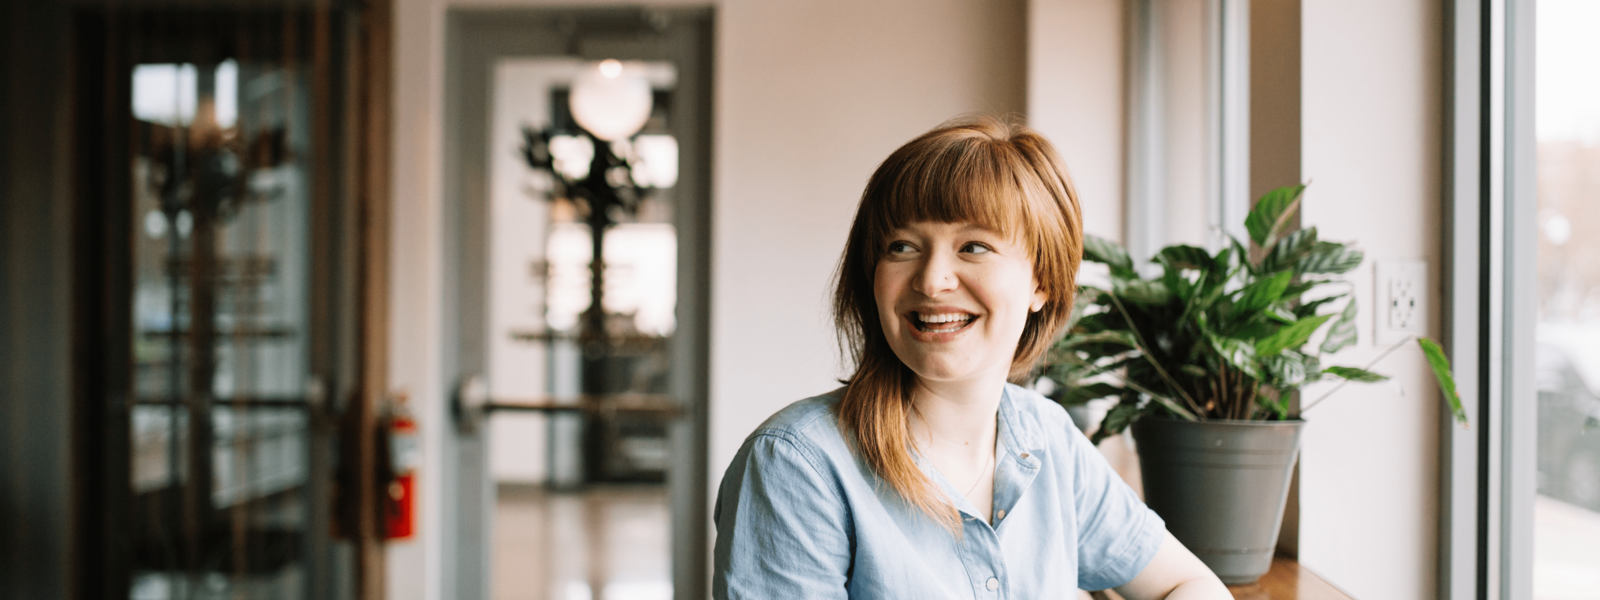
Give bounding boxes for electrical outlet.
[1375,260,1427,345]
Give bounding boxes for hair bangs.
[859,133,1039,269]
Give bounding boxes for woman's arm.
[1112,532,1231,600]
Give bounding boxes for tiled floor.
[493,485,672,600]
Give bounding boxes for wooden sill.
[1084,556,1354,600]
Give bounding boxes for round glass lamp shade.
[569,60,653,142]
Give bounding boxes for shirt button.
[1019,452,1030,459]
[986,577,999,591]
[996,509,1006,520]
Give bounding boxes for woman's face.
[873,221,1046,387]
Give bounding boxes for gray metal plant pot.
[1129,417,1304,585]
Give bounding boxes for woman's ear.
[1030,286,1047,313]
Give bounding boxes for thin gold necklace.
[963,448,995,499]
[912,404,995,499]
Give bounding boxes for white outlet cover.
[1374,259,1427,345]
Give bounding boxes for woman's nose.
[911,252,959,296]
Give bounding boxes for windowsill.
[1224,556,1353,599]
[1084,556,1353,600]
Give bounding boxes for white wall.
[1298,0,1444,597]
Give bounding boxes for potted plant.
[1039,184,1466,584]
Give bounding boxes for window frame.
[1440,0,1538,597]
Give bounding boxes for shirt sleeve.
[713,431,852,600]
[1067,424,1167,591]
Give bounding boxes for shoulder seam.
[747,429,847,507]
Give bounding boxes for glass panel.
[1534,1,1600,597]
[128,48,318,600]
[487,58,677,600]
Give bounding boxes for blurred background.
[2,0,1596,599]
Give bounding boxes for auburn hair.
[832,116,1084,531]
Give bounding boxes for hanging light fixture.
[568,59,653,142]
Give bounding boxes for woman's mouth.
[912,311,976,333]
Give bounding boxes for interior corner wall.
[1027,0,1126,242]
[1250,0,1302,557]
[1298,0,1444,597]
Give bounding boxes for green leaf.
[1293,294,1344,319]
[1299,241,1365,274]
[1236,271,1294,314]
[1319,298,1360,354]
[1260,227,1320,274]
[1322,366,1390,382]
[1055,382,1123,406]
[1156,245,1213,272]
[1115,279,1172,306]
[1092,399,1144,445]
[1263,352,1309,387]
[1265,305,1298,324]
[1231,320,1279,341]
[1084,235,1136,278]
[1209,334,1264,380]
[1071,310,1125,334]
[1230,236,1257,277]
[1418,338,1468,426]
[1058,330,1137,350]
[1259,395,1290,420]
[1211,246,1236,278]
[1280,280,1319,301]
[1246,184,1307,247]
[1255,314,1333,356]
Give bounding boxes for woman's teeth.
[915,312,974,332]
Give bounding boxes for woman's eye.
[961,242,993,254]
[887,241,915,254]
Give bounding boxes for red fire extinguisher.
[385,394,419,540]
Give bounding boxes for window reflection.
[1534,1,1600,597]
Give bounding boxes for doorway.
[440,8,713,600]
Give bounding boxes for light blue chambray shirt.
[713,383,1166,599]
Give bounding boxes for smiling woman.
[711,117,1231,599]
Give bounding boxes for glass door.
[74,4,379,598]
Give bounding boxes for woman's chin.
[902,360,986,386]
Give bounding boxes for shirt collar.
[997,384,1047,457]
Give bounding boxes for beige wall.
[1028,0,1127,243]
[390,0,446,598]
[708,0,1029,490]
[1298,0,1443,597]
